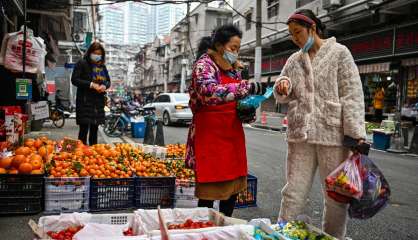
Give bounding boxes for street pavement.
[1,120,417,239]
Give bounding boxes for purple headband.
[287,13,315,26]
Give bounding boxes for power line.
[45,0,216,7]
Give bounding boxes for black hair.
[211,24,242,50]
[289,9,326,37]
[85,42,106,63]
[196,36,212,60]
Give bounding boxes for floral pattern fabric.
[185,54,251,169]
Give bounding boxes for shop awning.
[402,58,418,67]
[358,62,391,74]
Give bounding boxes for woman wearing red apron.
[186,25,267,217]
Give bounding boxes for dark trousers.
[197,194,238,217]
[78,124,99,146]
[375,109,383,122]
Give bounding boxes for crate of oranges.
[166,144,186,160]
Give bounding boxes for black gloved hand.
[237,103,257,124]
[249,82,268,95]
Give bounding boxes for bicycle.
[47,101,65,128]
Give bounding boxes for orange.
[80,169,89,177]
[30,154,42,162]
[31,169,43,174]
[0,156,13,169]
[47,145,55,154]
[12,155,26,169]
[24,138,35,148]
[8,169,18,174]
[39,136,48,142]
[38,146,48,158]
[15,147,31,156]
[31,159,42,170]
[34,139,43,149]
[0,168,6,174]
[19,163,32,174]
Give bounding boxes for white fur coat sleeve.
[338,46,367,140]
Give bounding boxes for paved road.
[154,125,418,240]
[1,122,417,239]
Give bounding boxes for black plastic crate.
[44,177,90,213]
[235,174,257,208]
[89,178,135,211]
[0,174,44,214]
[135,176,176,209]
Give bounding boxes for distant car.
[143,93,192,125]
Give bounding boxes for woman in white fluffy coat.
[274,10,366,239]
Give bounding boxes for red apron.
[194,72,248,183]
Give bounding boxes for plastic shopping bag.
[349,154,390,219]
[237,87,273,123]
[325,153,363,203]
[3,26,45,74]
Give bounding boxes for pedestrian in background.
[274,10,366,239]
[373,85,385,122]
[71,42,111,145]
[186,25,267,217]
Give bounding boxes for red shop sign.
[395,23,418,55]
[340,29,393,60]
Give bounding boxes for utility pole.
[91,0,97,40]
[255,0,262,120]
[180,2,191,93]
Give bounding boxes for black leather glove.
[249,82,268,95]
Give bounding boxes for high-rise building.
[97,4,124,43]
[156,4,185,36]
[125,2,150,45]
[99,2,185,45]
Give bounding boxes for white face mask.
[90,54,102,62]
[223,50,238,65]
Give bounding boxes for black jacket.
[71,58,110,125]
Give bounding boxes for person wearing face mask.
[273,10,366,239]
[186,25,267,217]
[71,42,110,145]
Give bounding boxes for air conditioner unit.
[322,0,344,10]
[73,32,86,42]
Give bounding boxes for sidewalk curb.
[251,124,284,132]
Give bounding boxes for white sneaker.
[345,237,353,240]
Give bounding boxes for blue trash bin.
[132,119,146,138]
[372,130,392,151]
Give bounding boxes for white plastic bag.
[73,223,127,240]
[38,212,92,232]
[3,26,45,73]
[150,225,253,240]
[325,153,363,202]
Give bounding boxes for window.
[216,18,229,27]
[296,0,315,8]
[158,95,170,103]
[245,13,252,30]
[234,21,240,30]
[74,11,87,32]
[267,0,279,18]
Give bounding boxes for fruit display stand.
[44,177,90,213]
[135,176,176,209]
[131,207,248,236]
[89,177,135,211]
[0,173,44,214]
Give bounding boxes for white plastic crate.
[44,177,90,213]
[90,213,134,225]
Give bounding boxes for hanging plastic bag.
[325,153,363,203]
[237,87,273,123]
[349,154,390,219]
[3,26,44,74]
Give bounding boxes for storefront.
[340,21,418,122]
